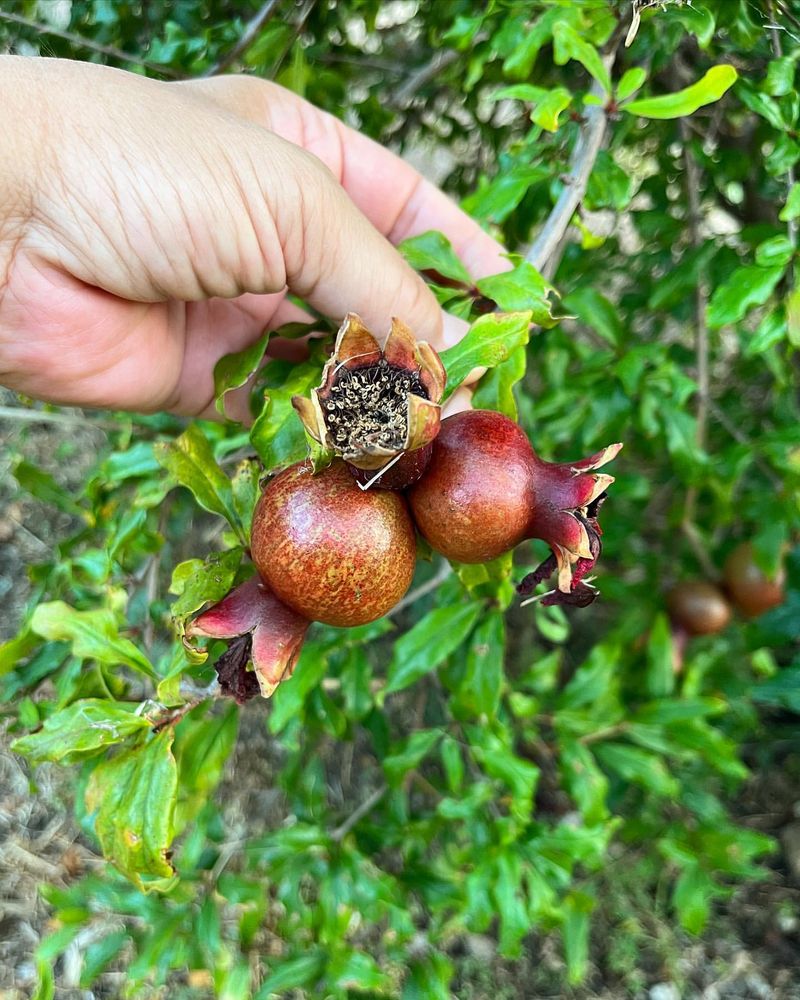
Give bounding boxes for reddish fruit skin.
[723,542,786,618]
[251,460,416,627]
[347,443,433,491]
[408,410,535,563]
[666,581,732,636]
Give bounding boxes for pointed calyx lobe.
[292,313,446,489]
[186,576,309,700]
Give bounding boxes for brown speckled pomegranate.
[251,460,416,627]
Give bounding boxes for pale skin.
[0,56,506,419]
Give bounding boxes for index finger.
[180,76,508,281]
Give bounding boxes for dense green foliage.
[2,0,799,995]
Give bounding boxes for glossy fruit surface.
[666,580,732,636]
[408,410,535,564]
[723,542,785,618]
[251,460,416,627]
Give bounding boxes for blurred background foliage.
[1,0,800,996]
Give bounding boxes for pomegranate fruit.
[665,580,732,636]
[723,542,786,618]
[292,313,446,489]
[407,410,621,605]
[251,459,417,627]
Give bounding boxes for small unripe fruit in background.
[666,580,732,636]
[723,541,786,618]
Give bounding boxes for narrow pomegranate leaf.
[155,425,244,542]
[85,729,178,892]
[250,358,322,474]
[383,729,442,786]
[172,704,238,833]
[399,230,472,284]
[169,548,243,627]
[11,699,151,764]
[439,311,532,403]
[455,611,505,717]
[476,262,558,327]
[213,331,270,418]
[30,602,155,679]
[623,64,737,119]
[384,602,482,696]
[231,459,261,539]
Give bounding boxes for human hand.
[0,57,505,418]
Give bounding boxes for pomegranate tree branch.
[394,49,459,104]
[679,121,717,581]
[0,10,182,79]
[202,0,282,77]
[330,786,386,842]
[769,2,798,249]
[525,74,613,275]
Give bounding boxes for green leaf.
[384,602,482,695]
[624,65,737,119]
[617,66,647,102]
[764,56,795,98]
[585,150,633,211]
[213,332,269,417]
[256,952,326,997]
[745,307,787,356]
[13,460,86,518]
[738,81,786,130]
[439,311,532,403]
[494,84,571,132]
[779,182,800,221]
[173,704,238,831]
[673,863,713,933]
[85,729,177,890]
[560,740,608,824]
[169,548,243,624]
[493,852,528,956]
[706,264,785,328]
[30,602,155,679]
[402,954,453,1000]
[155,425,242,540]
[12,700,150,764]
[0,627,39,677]
[474,745,538,819]
[399,230,471,284]
[476,261,558,326]
[645,614,675,698]
[383,729,442,785]
[594,742,679,797]
[552,22,610,94]
[472,345,527,419]
[563,287,622,346]
[670,2,715,47]
[249,359,322,474]
[456,611,505,716]
[231,459,261,542]
[563,891,594,984]
[462,165,549,224]
[755,235,795,268]
[752,663,800,712]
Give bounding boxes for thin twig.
[526,61,616,276]
[389,560,451,616]
[270,0,316,80]
[769,1,798,249]
[0,405,117,431]
[202,0,282,77]
[330,786,386,842]
[679,121,716,580]
[0,10,182,78]
[394,49,459,104]
[709,401,784,490]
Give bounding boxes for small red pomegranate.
[251,460,417,627]
[666,580,732,636]
[408,410,621,605]
[723,542,786,618]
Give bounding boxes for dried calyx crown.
[292,312,446,473]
